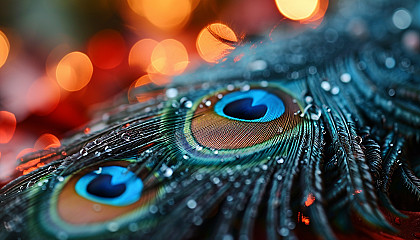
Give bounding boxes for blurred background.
[0,0,330,181]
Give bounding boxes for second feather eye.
[167,83,305,164]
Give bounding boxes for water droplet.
[80,148,88,156]
[121,133,130,141]
[94,167,103,174]
[388,88,396,97]
[163,168,173,177]
[196,145,203,151]
[205,100,212,107]
[288,221,296,229]
[217,93,224,99]
[195,174,203,181]
[104,146,112,152]
[166,88,178,98]
[223,234,234,240]
[321,81,331,91]
[213,150,219,155]
[300,104,322,121]
[385,57,396,69]
[107,222,120,232]
[290,71,299,79]
[183,154,190,160]
[149,205,158,214]
[331,86,340,95]
[279,227,289,236]
[248,60,267,71]
[184,101,193,108]
[193,215,203,226]
[260,81,268,87]
[308,66,317,75]
[128,223,139,232]
[340,73,351,83]
[57,176,64,182]
[304,96,313,104]
[92,204,102,212]
[241,84,251,92]
[187,199,197,209]
[392,8,412,30]
[212,177,221,185]
[227,84,235,91]
[277,157,285,164]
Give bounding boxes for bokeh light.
[16,148,35,161]
[34,133,61,150]
[88,29,126,69]
[0,111,16,144]
[127,75,156,102]
[56,51,93,92]
[128,0,192,31]
[147,72,171,86]
[151,39,189,75]
[128,38,158,71]
[196,23,238,63]
[26,76,61,115]
[275,0,319,21]
[0,30,9,68]
[300,0,328,24]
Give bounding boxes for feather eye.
[168,84,304,164]
[25,159,163,238]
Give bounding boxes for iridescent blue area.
[214,89,285,122]
[75,166,143,206]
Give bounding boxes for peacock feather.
[2,0,420,239]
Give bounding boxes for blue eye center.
[223,98,268,120]
[86,174,127,198]
[215,89,285,122]
[75,166,143,206]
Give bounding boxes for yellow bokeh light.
[151,39,189,75]
[127,0,145,16]
[300,0,329,24]
[0,30,10,68]
[141,0,191,30]
[196,23,238,63]
[128,38,158,71]
[275,0,319,21]
[56,52,93,92]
